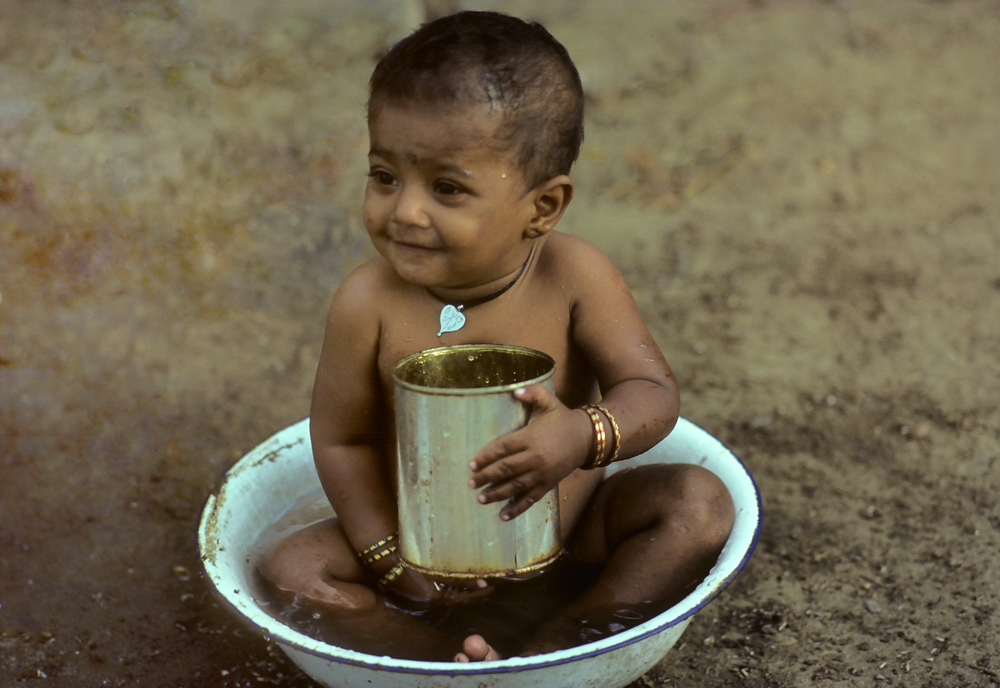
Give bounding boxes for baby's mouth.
[392,239,441,252]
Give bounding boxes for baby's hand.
[386,567,492,609]
[468,384,593,521]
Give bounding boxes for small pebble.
[720,630,745,646]
[865,599,882,613]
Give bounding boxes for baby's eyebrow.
[368,145,394,161]
[369,146,471,178]
[427,160,472,178]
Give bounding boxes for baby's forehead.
[367,98,533,185]
[370,96,502,127]
[369,100,508,149]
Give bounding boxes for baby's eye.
[433,180,466,196]
[368,169,395,186]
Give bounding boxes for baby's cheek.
[362,206,384,238]
[362,189,384,225]
[361,200,375,227]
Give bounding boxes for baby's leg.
[521,464,734,655]
[259,519,453,660]
[259,520,376,610]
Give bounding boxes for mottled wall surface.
[2,0,999,685]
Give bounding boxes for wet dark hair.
[368,11,584,190]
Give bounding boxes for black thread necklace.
[431,245,534,337]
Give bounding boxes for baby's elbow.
[656,379,680,439]
[634,383,678,446]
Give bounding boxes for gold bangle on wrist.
[581,405,607,470]
[363,543,398,565]
[594,405,621,466]
[357,532,397,560]
[378,562,405,588]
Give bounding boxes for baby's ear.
[527,175,574,238]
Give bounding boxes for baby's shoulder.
[338,257,398,294]
[328,257,407,323]
[539,232,624,285]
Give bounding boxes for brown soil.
[2,0,998,686]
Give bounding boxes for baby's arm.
[470,238,679,519]
[310,266,399,561]
[311,265,490,606]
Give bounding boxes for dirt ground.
[2,0,999,685]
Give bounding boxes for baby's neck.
[425,242,537,307]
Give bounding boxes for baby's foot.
[519,612,587,656]
[453,634,502,662]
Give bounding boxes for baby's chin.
[393,268,449,289]
[381,251,449,287]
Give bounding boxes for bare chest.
[375,286,597,416]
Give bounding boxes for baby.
[261,10,734,662]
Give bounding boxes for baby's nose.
[391,185,432,228]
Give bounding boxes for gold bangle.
[363,543,398,565]
[378,562,405,588]
[594,405,621,466]
[357,532,397,559]
[581,405,606,470]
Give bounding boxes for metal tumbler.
[393,344,562,579]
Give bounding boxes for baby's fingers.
[441,579,494,604]
[469,451,535,490]
[469,433,527,472]
[475,461,548,509]
[498,484,552,521]
[475,471,536,505]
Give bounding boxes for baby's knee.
[257,522,375,610]
[258,532,321,595]
[669,465,735,549]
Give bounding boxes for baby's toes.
[454,634,501,662]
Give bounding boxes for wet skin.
[260,101,734,661]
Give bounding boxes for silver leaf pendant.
[437,305,466,337]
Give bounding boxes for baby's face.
[364,101,538,290]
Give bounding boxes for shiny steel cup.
[393,344,562,579]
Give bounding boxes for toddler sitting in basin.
[261,10,734,662]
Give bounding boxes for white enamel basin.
[198,417,761,688]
